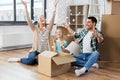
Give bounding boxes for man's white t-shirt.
[83,31,93,53]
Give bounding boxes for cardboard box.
[106,0,120,14]
[38,51,76,77]
[100,14,120,62]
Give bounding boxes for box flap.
[39,51,58,58]
[52,52,76,65]
[57,52,70,56]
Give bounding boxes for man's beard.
[86,26,92,30]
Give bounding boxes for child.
[53,28,68,53]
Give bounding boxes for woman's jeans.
[20,51,40,65]
[72,51,100,70]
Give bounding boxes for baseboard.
[99,61,120,69]
[0,44,32,51]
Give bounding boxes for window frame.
[0,0,46,26]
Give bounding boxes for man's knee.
[92,51,100,57]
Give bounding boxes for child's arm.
[61,40,70,53]
[52,39,57,52]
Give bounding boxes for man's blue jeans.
[72,51,100,70]
[20,51,40,65]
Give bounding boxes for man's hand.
[62,23,69,29]
[92,28,98,38]
[92,28,104,43]
[62,23,75,35]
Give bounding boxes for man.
[63,16,104,76]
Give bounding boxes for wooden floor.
[0,48,120,80]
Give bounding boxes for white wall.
[0,26,33,48]
[0,25,56,48]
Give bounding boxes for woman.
[8,0,59,65]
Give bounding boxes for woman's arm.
[21,0,36,31]
[48,0,59,33]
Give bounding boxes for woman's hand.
[21,0,27,8]
[54,0,59,8]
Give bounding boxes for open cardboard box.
[38,51,76,77]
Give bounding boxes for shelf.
[70,14,76,16]
[77,14,84,16]
[77,6,83,14]
[69,14,84,16]
[77,25,84,28]
[69,6,76,14]
[69,25,76,31]
[77,16,83,24]
[68,5,89,31]
[70,24,84,26]
[70,16,76,24]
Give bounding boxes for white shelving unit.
[68,4,89,32]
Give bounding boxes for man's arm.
[63,23,75,36]
[93,29,104,43]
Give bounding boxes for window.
[0,0,46,25]
[34,0,44,21]
[0,0,14,21]
[16,0,30,21]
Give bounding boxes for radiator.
[0,33,33,48]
